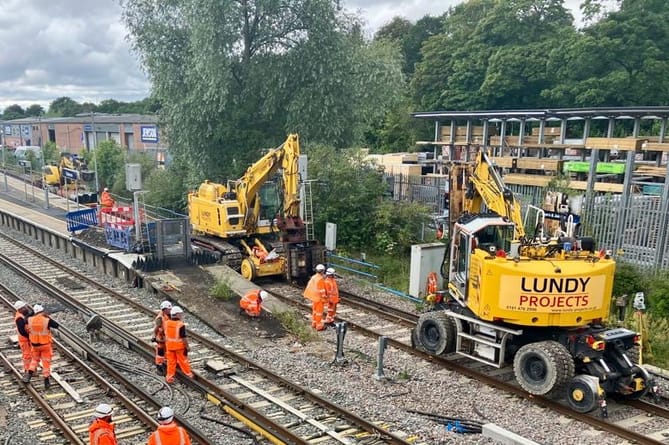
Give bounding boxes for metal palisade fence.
[508,184,669,273]
[385,173,669,272]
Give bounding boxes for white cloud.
[0,0,590,112]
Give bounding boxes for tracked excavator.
[42,153,97,205]
[188,134,324,282]
[412,150,652,413]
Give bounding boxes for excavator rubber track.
[191,235,243,270]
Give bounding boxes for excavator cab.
[448,214,515,304]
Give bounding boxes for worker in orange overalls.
[164,306,194,384]
[324,268,340,324]
[240,290,267,317]
[148,406,192,445]
[153,301,172,376]
[303,264,327,331]
[13,300,33,374]
[22,304,59,390]
[100,187,115,209]
[89,403,118,445]
[252,246,268,262]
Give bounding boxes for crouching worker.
[240,290,267,317]
[148,406,192,445]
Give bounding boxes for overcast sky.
[0,0,583,112]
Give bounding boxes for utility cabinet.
[409,243,447,299]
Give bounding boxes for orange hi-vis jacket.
[89,418,118,445]
[14,311,30,340]
[28,314,51,345]
[304,273,326,302]
[100,191,114,208]
[155,311,170,342]
[164,319,187,352]
[324,277,340,304]
[147,422,192,445]
[240,290,262,316]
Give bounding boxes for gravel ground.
[0,230,627,445]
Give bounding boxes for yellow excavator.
[188,134,324,281]
[42,153,97,205]
[412,150,652,413]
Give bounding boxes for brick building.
[1,114,165,161]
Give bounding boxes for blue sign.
[140,125,158,143]
[84,124,92,131]
[62,168,79,181]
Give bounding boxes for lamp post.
[90,111,100,193]
[1,126,7,192]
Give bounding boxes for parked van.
[14,146,42,160]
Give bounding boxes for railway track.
[0,232,419,445]
[0,290,214,444]
[263,281,669,445]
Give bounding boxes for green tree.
[145,164,189,212]
[375,15,444,77]
[91,140,125,191]
[122,0,404,181]
[41,141,59,165]
[412,0,574,110]
[48,97,83,117]
[543,0,669,106]
[308,144,386,249]
[25,104,45,117]
[2,104,25,120]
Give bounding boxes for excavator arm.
[234,134,301,231]
[465,151,525,239]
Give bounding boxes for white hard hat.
[94,403,113,418]
[315,264,325,272]
[160,301,172,310]
[259,290,269,299]
[170,306,183,316]
[326,267,335,275]
[157,406,174,424]
[13,300,27,311]
[33,304,44,314]
[103,187,109,191]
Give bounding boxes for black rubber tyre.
[566,375,600,413]
[414,312,456,355]
[513,340,575,397]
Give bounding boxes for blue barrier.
[326,252,423,304]
[327,253,380,280]
[66,208,98,232]
[104,222,157,252]
[104,225,131,250]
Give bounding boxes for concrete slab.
[482,423,540,445]
[203,265,295,315]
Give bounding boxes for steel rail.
[273,287,669,445]
[0,235,412,444]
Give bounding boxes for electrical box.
[325,222,337,251]
[409,243,447,299]
[125,163,142,191]
[299,154,308,180]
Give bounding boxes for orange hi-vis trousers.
[18,338,32,372]
[165,349,193,383]
[155,342,166,366]
[311,300,326,331]
[29,344,52,378]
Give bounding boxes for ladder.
[133,191,153,254]
[301,181,315,240]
